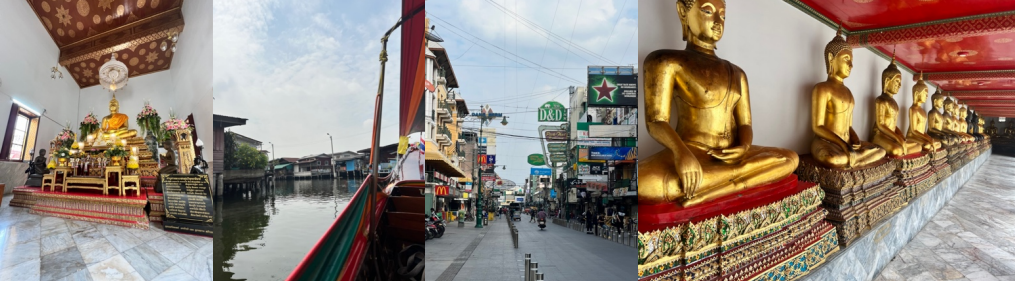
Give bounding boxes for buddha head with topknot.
[825,26,852,79]
[882,51,902,95]
[913,72,929,106]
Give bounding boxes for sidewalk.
[425,216,637,281]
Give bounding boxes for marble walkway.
[0,194,212,281]
[876,155,1015,281]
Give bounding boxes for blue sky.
[213,0,405,158]
[425,0,638,184]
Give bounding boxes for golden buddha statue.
[639,0,799,206]
[943,97,973,143]
[927,89,958,146]
[809,28,886,168]
[906,74,941,151]
[871,57,923,157]
[98,95,137,140]
[987,120,997,136]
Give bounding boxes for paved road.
[425,216,637,281]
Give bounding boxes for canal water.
[214,178,365,281]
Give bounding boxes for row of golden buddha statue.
[640,23,987,208]
[636,1,989,280]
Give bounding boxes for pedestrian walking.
[584,210,595,234]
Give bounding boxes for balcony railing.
[435,124,452,146]
[435,100,451,121]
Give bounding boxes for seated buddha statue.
[98,95,137,140]
[871,57,923,157]
[944,98,973,143]
[638,0,799,206]
[928,90,959,146]
[809,28,886,168]
[987,120,997,136]
[906,75,941,151]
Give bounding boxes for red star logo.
[593,79,616,102]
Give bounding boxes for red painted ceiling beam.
[916,71,1015,82]
[846,13,1015,49]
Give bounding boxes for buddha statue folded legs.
[870,54,924,157]
[640,143,799,206]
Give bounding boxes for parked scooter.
[428,215,444,237]
[425,220,433,240]
[430,214,446,238]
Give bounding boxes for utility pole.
[269,142,275,180]
[327,133,335,178]
[475,118,485,228]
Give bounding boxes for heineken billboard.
[588,66,638,107]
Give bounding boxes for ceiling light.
[98,53,128,93]
[957,51,970,57]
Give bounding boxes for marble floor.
[0,194,212,281]
[876,155,1015,281]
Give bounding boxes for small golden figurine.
[906,74,942,151]
[871,55,923,157]
[639,0,799,206]
[98,95,137,140]
[809,27,886,168]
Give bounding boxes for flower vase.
[58,157,68,167]
[110,156,122,166]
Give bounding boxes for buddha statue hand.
[707,145,747,164]
[675,150,703,200]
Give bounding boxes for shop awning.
[424,141,466,178]
[273,163,292,170]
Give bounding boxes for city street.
[425,215,637,281]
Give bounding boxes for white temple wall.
[637,1,937,157]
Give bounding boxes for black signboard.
[161,174,213,237]
[567,178,584,187]
[588,68,638,107]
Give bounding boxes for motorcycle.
[538,218,546,231]
[431,215,446,238]
[425,220,433,240]
[426,218,441,239]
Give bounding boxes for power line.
[483,0,618,65]
[600,0,629,56]
[427,14,583,84]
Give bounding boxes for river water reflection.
[214,178,365,281]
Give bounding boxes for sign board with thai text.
[547,143,567,153]
[544,130,568,142]
[527,154,546,166]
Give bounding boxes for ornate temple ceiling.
[788,0,1015,117]
[26,0,185,88]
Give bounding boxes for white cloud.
[214,0,406,158]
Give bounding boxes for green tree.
[224,131,237,169]
[235,143,268,169]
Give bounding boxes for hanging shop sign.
[589,147,637,161]
[613,187,629,197]
[547,143,567,153]
[544,130,568,142]
[530,167,552,176]
[588,67,638,107]
[527,154,546,166]
[538,101,568,122]
[578,174,608,182]
[487,155,497,164]
[478,154,487,164]
[435,185,450,196]
[482,173,496,182]
[567,178,583,187]
[577,122,612,146]
[577,163,607,175]
[516,197,525,203]
[550,189,557,199]
[589,124,637,138]
[586,181,609,191]
[578,148,606,163]
[549,154,568,163]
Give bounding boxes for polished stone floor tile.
[0,194,212,280]
[878,155,1015,281]
[41,247,87,281]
